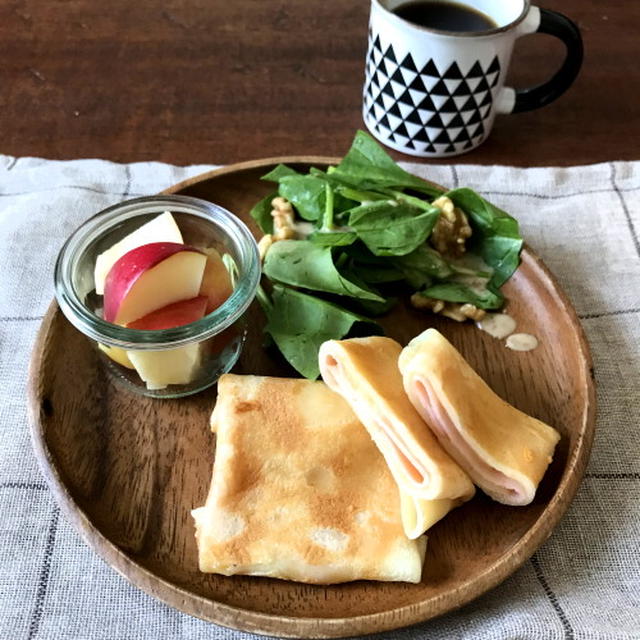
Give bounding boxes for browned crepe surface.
[192,374,426,584]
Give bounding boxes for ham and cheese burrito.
[399,328,561,506]
[192,374,427,584]
[318,337,475,511]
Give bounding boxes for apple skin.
[103,242,206,325]
[199,248,234,313]
[94,212,183,295]
[126,296,208,331]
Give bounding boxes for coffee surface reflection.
[392,0,498,32]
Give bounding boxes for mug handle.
[496,6,583,114]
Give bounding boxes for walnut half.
[410,294,445,314]
[257,234,273,262]
[429,196,472,257]
[271,196,296,241]
[257,197,296,263]
[410,294,486,323]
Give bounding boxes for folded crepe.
[399,493,469,540]
[192,374,426,584]
[399,328,561,506]
[318,337,475,538]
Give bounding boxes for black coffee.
[392,1,497,32]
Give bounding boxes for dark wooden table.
[1,0,637,166]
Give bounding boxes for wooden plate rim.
[28,157,597,638]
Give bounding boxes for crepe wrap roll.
[400,494,468,540]
[399,329,561,506]
[318,337,475,515]
[192,374,427,584]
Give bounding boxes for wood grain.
[28,159,596,638]
[1,0,638,166]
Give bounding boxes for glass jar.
[54,195,260,398]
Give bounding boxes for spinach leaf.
[391,245,453,289]
[263,240,384,302]
[308,168,380,212]
[319,180,335,231]
[349,296,398,317]
[419,281,504,310]
[261,164,300,182]
[447,188,523,288]
[341,241,410,282]
[342,240,390,264]
[334,264,391,308]
[334,186,389,203]
[308,230,358,247]
[348,264,405,284]
[264,173,351,223]
[249,192,277,234]
[332,130,443,196]
[309,166,360,190]
[275,175,328,221]
[348,200,440,256]
[263,285,382,379]
[306,167,361,214]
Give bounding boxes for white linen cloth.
[0,154,638,640]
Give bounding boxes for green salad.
[251,131,523,379]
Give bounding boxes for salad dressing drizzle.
[477,313,539,351]
[476,313,517,340]
[506,333,539,352]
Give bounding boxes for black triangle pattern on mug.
[363,36,501,154]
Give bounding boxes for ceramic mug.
[363,0,583,157]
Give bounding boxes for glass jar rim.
[54,195,260,350]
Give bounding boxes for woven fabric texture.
[0,155,638,640]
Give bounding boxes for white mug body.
[363,0,539,157]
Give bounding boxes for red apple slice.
[199,248,234,313]
[104,242,207,325]
[94,212,183,295]
[126,296,208,330]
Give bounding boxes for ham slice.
[399,329,561,506]
[319,337,475,538]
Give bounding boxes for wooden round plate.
[29,158,596,638]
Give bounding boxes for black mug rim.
[373,0,532,38]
